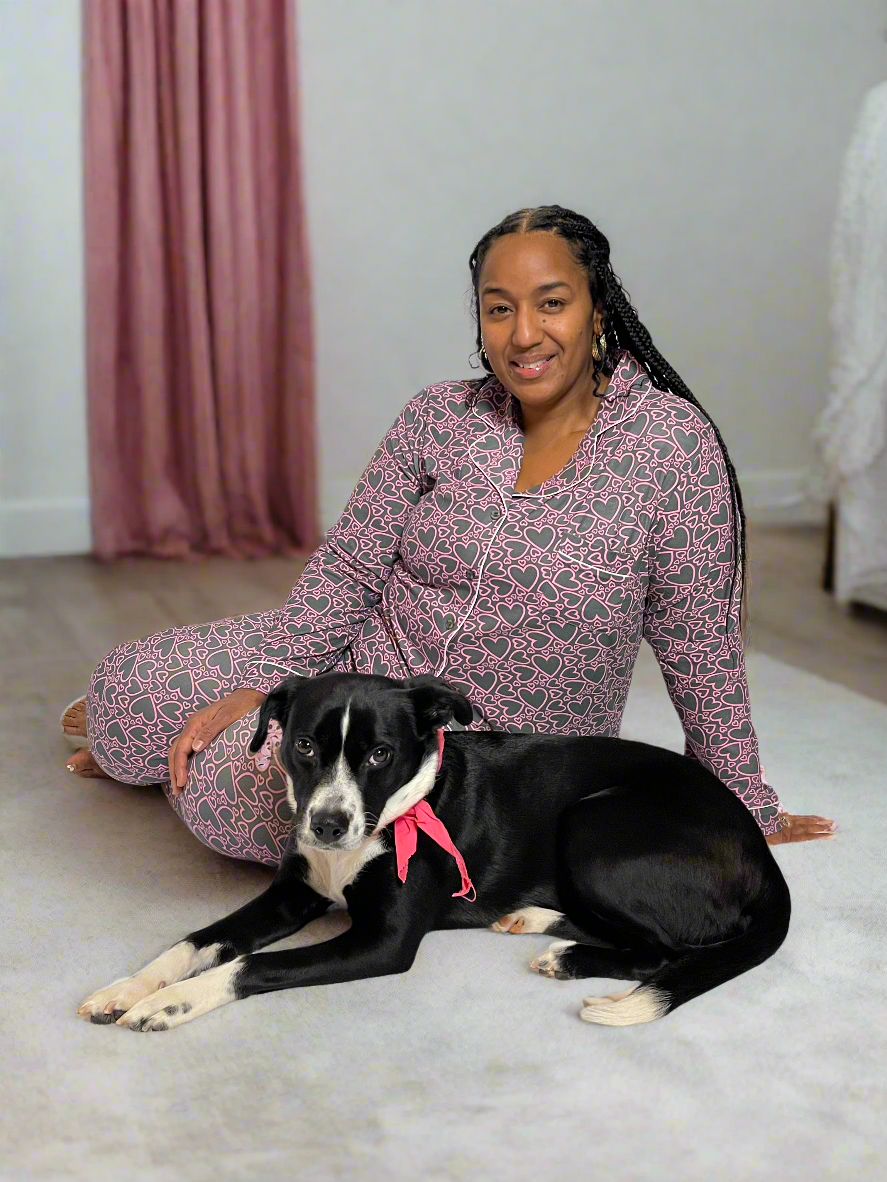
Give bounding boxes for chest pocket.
[534,528,646,632]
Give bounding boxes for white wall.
[1,1,885,556]
[0,0,89,556]
[297,0,887,527]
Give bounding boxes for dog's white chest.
[300,837,385,907]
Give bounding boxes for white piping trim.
[565,560,633,578]
[434,484,510,678]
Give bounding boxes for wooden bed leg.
[822,501,835,593]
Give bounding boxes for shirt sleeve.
[642,411,782,836]
[239,391,429,694]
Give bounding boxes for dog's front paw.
[491,906,564,935]
[116,962,241,1032]
[529,939,576,979]
[77,975,165,1024]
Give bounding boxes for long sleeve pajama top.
[243,351,781,835]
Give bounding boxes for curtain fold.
[83,0,318,558]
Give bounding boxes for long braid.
[469,205,747,634]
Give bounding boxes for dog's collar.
[391,728,476,902]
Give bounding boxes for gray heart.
[512,566,539,591]
[591,496,620,522]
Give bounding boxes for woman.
[63,206,835,862]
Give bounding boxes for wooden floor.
[2,524,885,705]
[746,524,887,704]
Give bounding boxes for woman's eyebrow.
[481,280,573,298]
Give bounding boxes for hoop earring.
[480,348,491,370]
[469,349,482,369]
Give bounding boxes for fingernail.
[192,740,203,751]
[66,764,75,772]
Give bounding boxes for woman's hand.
[765,812,837,845]
[168,688,266,795]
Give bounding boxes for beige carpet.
[1,643,884,1181]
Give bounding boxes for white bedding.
[835,449,887,609]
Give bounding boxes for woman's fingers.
[190,710,227,753]
[789,814,837,841]
[171,729,193,794]
[169,706,218,794]
[766,813,837,845]
[172,731,194,793]
[189,692,262,756]
[167,736,179,790]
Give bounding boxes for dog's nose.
[309,811,349,845]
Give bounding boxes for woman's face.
[477,231,602,410]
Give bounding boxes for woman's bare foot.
[65,748,112,779]
[61,697,87,738]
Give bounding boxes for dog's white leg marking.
[77,941,223,1022]
[491,906,565,934]
[116,958,243,1031]
[579,985,668,1027]
[529,939,576,976]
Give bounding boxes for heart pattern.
[84,353,780,862]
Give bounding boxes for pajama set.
[87,351,782,865]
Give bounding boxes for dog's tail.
[580,874,791,1028]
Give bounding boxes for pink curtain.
[83,0,318,558]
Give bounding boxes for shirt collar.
[468,351,653,497]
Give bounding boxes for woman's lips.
[510,355,554,380]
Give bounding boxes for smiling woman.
[62,205,835,859]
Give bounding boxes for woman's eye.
[543,298,563,309]
[487,305,510,316]
[295,739,315,757]
[368,747,391,766]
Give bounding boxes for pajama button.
[445,615,455,631]
[491,508,502,519]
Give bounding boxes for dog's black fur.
[83,672,790,1029]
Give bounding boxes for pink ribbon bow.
[391,730,476,901]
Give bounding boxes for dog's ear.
[248,676,305,753]
[404,675,473,734]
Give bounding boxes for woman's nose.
[512,306,544,348]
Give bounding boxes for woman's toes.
[65,749,111,779]
[61,697,88,736]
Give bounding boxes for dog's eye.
[367,747,391,767]
[295,738,315,758]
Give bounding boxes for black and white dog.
[77,672,790,1031]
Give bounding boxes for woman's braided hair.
[468,205,747,633]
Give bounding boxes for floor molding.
[737,467,827,525]
[0,497,91,557]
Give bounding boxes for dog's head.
[249,673,473,851]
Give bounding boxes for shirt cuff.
[749,803,781,837]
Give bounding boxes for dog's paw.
[581,986,638,1008]
[529,939,576,979]
[77,975,167,1024]
[116,962,241,1032]
[491,906,564,935]
[491,914,526,933]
